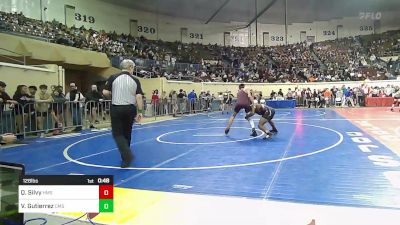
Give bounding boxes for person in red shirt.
[151,90,160,115]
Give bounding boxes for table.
[365,97,394,107]
[266,99,296,108]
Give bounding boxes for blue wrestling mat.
[1,109,400,209]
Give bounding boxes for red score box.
[99,185,114,199]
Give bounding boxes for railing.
[0,94,374,139]
[1,101,88,137]
[0,47,26,65]
[146,98,220,117]
[0,99,225,139]
[0,25,54,43]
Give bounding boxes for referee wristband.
[138,109,144,114]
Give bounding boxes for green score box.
[99,199,114,212]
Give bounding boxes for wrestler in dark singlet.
[225,84,257,136]
[252,104,278,140]
[235,89,252,114]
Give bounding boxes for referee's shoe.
[121,155,134,168]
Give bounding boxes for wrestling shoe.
[225,128,230,135]
[263,134,271,140]
[270,129,278,134]
[121,155,134,168]
[250,129,257,137]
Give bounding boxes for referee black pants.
[110,105,137,162]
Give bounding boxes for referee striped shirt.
[104,71,143,105]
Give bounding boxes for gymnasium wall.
[1,0,398,47]
[0,63,63,95]
[161,80,202,97]
[378,10,400,33]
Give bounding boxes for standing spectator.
[160,91,168,115]
[278,89,284,97]
[317,90,325,108]
[13,85,34,138]
[384,85,394,97]
[312,89,319,108]
[221,91,229,114]
[102,59,144,168]
[0,81,18,134]
[301,88,307,106]
[330,86,337,106]
[295,88,302,106]
[65,83,85,132]
[199,91,206,110]
[151,90,160,115]
[205,90,211,110]
[187,90,197,111]
[286,88,294,100]
[27,86,38,132]
[51,86,66,135]
[305,88,312,108]
[28,86,37,97]
[335,88,343,106]
[177,89,185,114]
[357,86,366,107]
[85,85,104,129]
[353,87,361,106]
[379,87,385,97]
[391,88,400,111]
[342,87,355,107]
[36,85,53,137]
[0,81,17,117]
[372,87,380,97]
[323,88,332,108]
[270,90,276,99]
[170,90,178,117]
[362,85,370,98]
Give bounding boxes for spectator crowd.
[0,80,107,139]
[268,84,400,108]
[1,11,399,84]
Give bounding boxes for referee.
[103,59,144,168]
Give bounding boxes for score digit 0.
[99,185,113,199]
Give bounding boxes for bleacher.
[1,10,400,83]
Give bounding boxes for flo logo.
[359,12,382,20]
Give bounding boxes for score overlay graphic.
[19,175,113,213]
